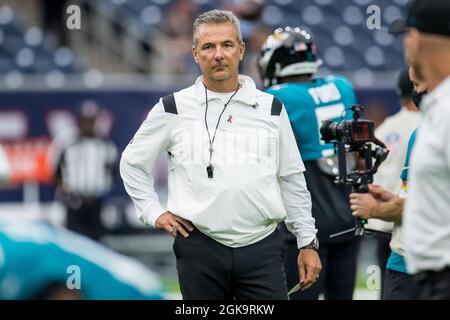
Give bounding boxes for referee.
[55,100,118,241]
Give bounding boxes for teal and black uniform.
[267,75,356,160]
[0,222,165,300]
[381,129,421,300]
[386,129,417,274]
[267,75,356,241]
[267,75,358,300]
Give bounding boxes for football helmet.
[257,26,322,87]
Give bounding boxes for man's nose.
[214,47,224,60]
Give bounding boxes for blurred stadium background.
[0,0,410,299]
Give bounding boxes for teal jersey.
[400,129,418,181]
[266,75,357,161]
[386,251,408,274]
[387,129,418,274]
[0,222,165,300]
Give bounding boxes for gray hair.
[192,10,243,47]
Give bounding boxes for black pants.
[66,199,104,241]
[382,269,420,300]
[415,267,450,300]
[285,239,358,300]
[173,228,287,300]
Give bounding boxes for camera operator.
[258,27,358,300]
[350,66,427,300]
[365,67,421,294]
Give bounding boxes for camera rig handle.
[331,134,390,238]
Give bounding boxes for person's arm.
[350,184,404,223]
[54,147,66,189]
[279,173,316,248]
[277,107,317,246]
[277,106,321,290]
[120,101,173,228]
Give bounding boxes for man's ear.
[239,41,246,61]
[192,46,199,64]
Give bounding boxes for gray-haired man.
[120,10,321,300]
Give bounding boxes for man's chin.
[211,72,230,81]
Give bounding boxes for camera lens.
[320,120,339,142]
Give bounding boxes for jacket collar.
[194,75,257,106]
[421,75,450,113]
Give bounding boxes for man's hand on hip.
[155,211,193,238]
[297,249,322,291]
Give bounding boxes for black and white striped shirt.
[57,137,118,197]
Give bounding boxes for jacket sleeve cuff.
[141,203,167,228]
[297,233,317,249]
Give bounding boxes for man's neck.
[202,77,240,93]
[82,132,96,138]
[402,101,419,112]
[424,55,450,92]
[427,70,450,92]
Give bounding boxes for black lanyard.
[203,83,239,178]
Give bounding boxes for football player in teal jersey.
[258,26,358,300]
[0,221,165,300]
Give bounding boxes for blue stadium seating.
[0,0,408,75]
[0,5,81,75]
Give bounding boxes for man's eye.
[224,43,233,47]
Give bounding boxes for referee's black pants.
[173,227,288,300]
[66,198,104,241]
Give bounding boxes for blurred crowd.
[150,0,270,81]
[1,0,408,88]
